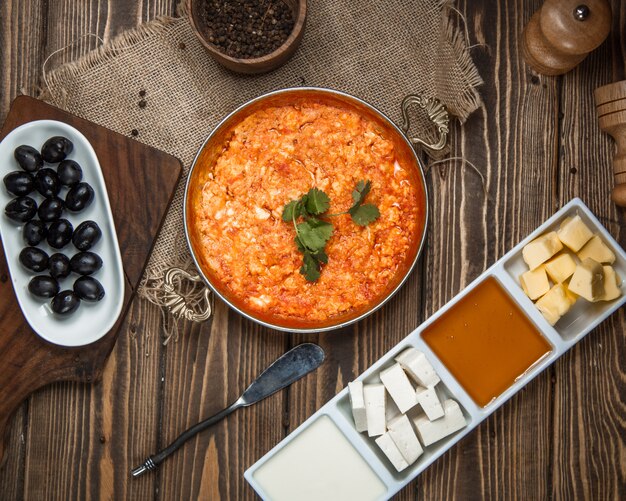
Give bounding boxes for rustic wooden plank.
[91,299,166,501]
[0,408,26,500]
[0,2,48,496]
[414,0,558,499]
[44,0,178,66]
[0,0,46,121]
[552,1,626,498]
[158,304,288,500]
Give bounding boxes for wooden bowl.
[187,0,307,74]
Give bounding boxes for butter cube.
[520,266,550,300]
[348,381,368,433]
[415,386,444,421]
[380,363,418,414]
[363,384,386,437]
[412,400,467,447]
[577,235,616,264]
[557,215,593,252]
[522,232,563,270]
[375,433,409,472]
[601,265,622,301]
[387,414,423,465]
[565,287,578,305]
[544,253,577,283]
[395,348,440,388]
[568,258,605,302]
[535,283,574,326]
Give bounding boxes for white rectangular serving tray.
[245,198,626,500]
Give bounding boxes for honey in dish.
[422,277,552,407]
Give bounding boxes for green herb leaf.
[312,249,328,264]
[301,252,321,282]
[305,188,331,215]
[282,200,300,222]
[296,218,333,252]
[299,195,309,215]
[352,180,371,205]
[283,181,379,281]
[295,235,306,253]
[349,203,381,226]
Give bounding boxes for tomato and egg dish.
[187,94,426,329]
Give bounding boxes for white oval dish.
[0,120,124,347]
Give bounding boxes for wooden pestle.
[595,81,626,207]
[522,0,611,76]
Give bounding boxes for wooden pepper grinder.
[522,0,612,76]
[595,81,626,207]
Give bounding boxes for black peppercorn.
[202,0,294,59]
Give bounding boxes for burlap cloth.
[40,0,482,334]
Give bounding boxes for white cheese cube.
[522,231,563,270]
[374,433,409,472]
[577,235,616,264]
[568,258,605,302]
[348,381,368,433]
[557,215,593,252]
[412,399,467,447]
[415,386,444,421]
[519,266,550,300]
[363,384,386,437]
[385,397,402,425]
[535,283,574,326]
[544,252,577,283]
[395,348,440,388]
[380,363,418,414]
[601,265,622,301]
[387,414,423,465]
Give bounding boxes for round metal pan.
[183,87,448,332]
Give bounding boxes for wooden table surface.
[1,1,625,499]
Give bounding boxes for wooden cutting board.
[0,96,182,463]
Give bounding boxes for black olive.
[3,171,34,196]
[34,168,60,198]
[51,290,80,315]
[23,219,47,246]
[38,196,65,222]
[49,253,71,280]
[28,275,60,299]
[65,182,94,212]
[73,276,105,301]
[47,219,73,249]
[57,160,83,186]
[5,196,37,222]
[41,136,73,163]
[19,247,49,272]
[14,145,43,172]
[72,220,102,250]
[70,251,102,275]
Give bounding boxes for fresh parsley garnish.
[282,180,380,282]
[306,188,331,215]
[349,180,381,226]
